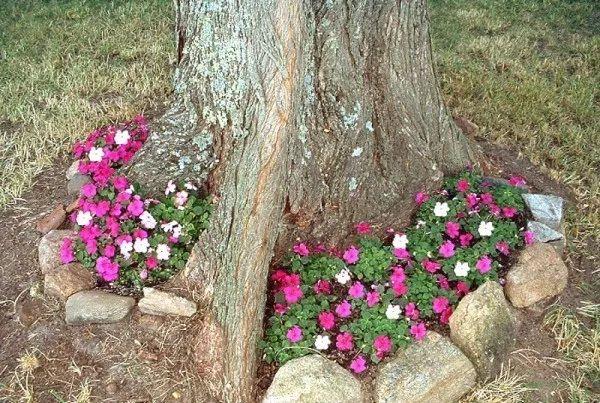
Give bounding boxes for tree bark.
[128,0,475,401]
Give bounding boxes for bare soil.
[0,143,597,402]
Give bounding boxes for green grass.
[430,0,600,244]
[0,0,173,207]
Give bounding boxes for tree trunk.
[128,0,475,401]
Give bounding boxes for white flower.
[335,269,351,285]
[133,238,150,254]
[314,335,331,350]
[165,180,176,196]
[478,221,494,237]
[385,304,401,320]
[156,244,171,261]
[88,147,104,162]
[454,261,470,277]
[184,182,198,191]
[114,129,130,145]
[140,211,157,229]
[126,185,135,194]
[172,224,182,238]
[416,220,426,228]
[76,211,93,226]
[434,202,450,217]
[393,233,409,249]
[175,190,189,207]
[120,240,133,259]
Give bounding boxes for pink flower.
[410,323,427,341]
[286,326,303,343]
[415,191,430,205]
[146,256,158,269]
[390,266,406,284]
[127,198,144,217]
[489,203,501,216]
[355,221,372,235]
[366,291,380,307]
[350,355,368,374]
[496,241,510,255]
[438,240,455,258]
[476,255,492,273]
[335,300,352,318]
[437,275,450,290]
[343,246,360,264]
[480,192,494,205]
[432,296,449,314]
[93,200,110,217]
[405,302,420,320]
[509,175,527,187]
[140,269,148,280]
[445,221,460,238]
[96,257,119,282]
[113,175,129,191]
[59,238,75,264]
[459,233,473,247]
[103,244,116,258]
[456,281,470,296]
[293,243,309,257]
[440,307,453,324]
[466,193,479,209]
[393,248,410,260]
[313,279,331,294]
[422,259,441,273]
[373,335,392,358]
[502,206,517,218]
[283,285,303,304]
[392,282,408,296]
[274,304,288,315]
[523,230,535,245]
[336,332,354,351]
[318,311,336,330]
[81,183,97,198]
[456,179,470,192]
[348,282,365,299]
[85,239,98,255]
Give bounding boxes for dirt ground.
[0,144,597,402]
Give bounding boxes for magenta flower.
[392,282,408,296]
[286,326,303,343]
[459,233,473,247]
[113,175,129,191]
[437,275,450,290]
[127,198,144,217]
[415,191,430,205]
[476,255,492,273]
[146,256,158,269]
[102,244,116,258]
[366,291,380,307]
[440,307,453,324]
[283,285,303,304]
[274,304,288,315]
[455,281,470,296]
[405,302,420,320]
[355,221,372,235]
[410,322,427,341]
[422,259,440,273]
[318,311,336,330]
[496,241,510,256]
[343,246,360,264]
[313,279,332,295]
[59,238,75,264]
[96,257,119,282]
[350,355,368,374]
[445,221,460,238]
[293,243,309,257]
[438,240,455,258]
[432,296,449,314]
[336,332,354,351]
[393,247,410,260]
[466,193,478,209]
[81,183,97,198]
[373,335,392,358]
[508,175,527,187]
[502,206,517,218]
[480,192,494,205]
[390,266,406,284]
[489,203,501,216]
[348,281,365,299]
[456,179,470,192]
[335,300,352,318]
[523,230,535,245]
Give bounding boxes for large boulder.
[505,243,568,308]
[44,263,96,301]
[39,230,76,274]
[374,331,476,403]
[66,290,135,325]
[449,281,517,380]
[263,355,364,403]
[522,194,564,231]
[138,288,197,317]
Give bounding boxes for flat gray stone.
[39,230,77,274]
[263,355,365,403]
[138,288,197,317]
[374,331,476,403]
[67,173,91,195]
[66,290,135,325]
[522,194,564,231]
[449,281,517,380]
[527,221,563,243]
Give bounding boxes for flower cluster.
[261,171,532,374]
[60,116,211,288]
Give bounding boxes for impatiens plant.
[60,116,211,289]
[261,170,533,374]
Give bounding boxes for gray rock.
[138,288,197,317]
[449,281,517,380]
[67,173,91,195]
[374,331,476,403]
[263,355,364,403]
[527,221,563,243]
[522,194,564,230]
[66,290,135,325]
[39,230,76,274]
[505,243,568,308]
[44,263,96,301]
[65,160,80,180]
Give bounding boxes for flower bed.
[59,116,211,290]
[261,172,533,374]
